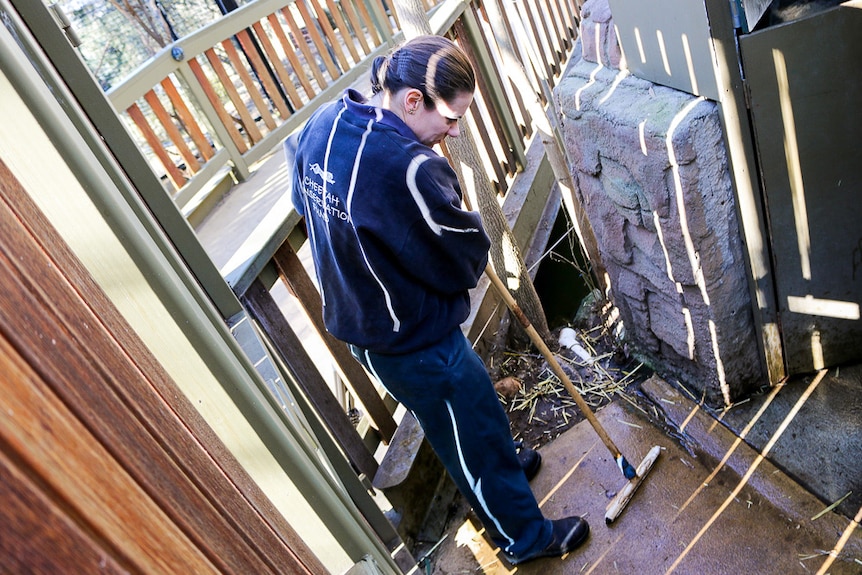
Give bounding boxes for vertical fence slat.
[222,36,277,133]
[556,0,577,39]
[536,0,563,70]
[454,42,510,191]
[336,1,366,53]
[541,0,563,73]
[573,0,584,20]
[143,89,201,174]
[354,0,382,44]
[457,14,523,177]
[552,0,574,52]
[468,102,507,193]
[127,102,187,188]
[236,28,292,120]
[310,0,352,68]
[160,77,215,162]
[338,0,371,54]
[501,0,548,106]
[247,23,298,115]
[208,44,264,142]
[521,0,556,80]
[382,0,401,28]
[272,10,323,97]
[476,5,532,143]
[296,0,343,78]
[321,0,361,63]
[187,56,249,154]
[252,20,304,110]
[522,0,550,73]
[551,0,569,66]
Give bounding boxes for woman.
[289,34,589,565]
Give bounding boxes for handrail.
[106,0,577,212]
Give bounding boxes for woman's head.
[371,35,476,146]
[371,35,475,106]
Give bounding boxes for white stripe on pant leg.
[364,355,517,551]
[445,400,515,550]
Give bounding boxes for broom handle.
[484,263,625,460]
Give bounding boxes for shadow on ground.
[423,375,861,574]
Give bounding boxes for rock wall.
[554,0,763,405]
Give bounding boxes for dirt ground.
[490,295,652,452]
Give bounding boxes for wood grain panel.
[0,331,218,574]
[0,157,325,574]
[0,449,131,574]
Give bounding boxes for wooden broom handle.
[484,263,625,460]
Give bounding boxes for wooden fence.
[107,0,581,212]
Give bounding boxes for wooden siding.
[0,158,326,573]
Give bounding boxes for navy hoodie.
[288,90,490,354]
[290,89,491,354]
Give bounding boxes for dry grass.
[497,320,649,449]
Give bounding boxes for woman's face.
[407,90,474,147]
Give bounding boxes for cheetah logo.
[309,162,335,184]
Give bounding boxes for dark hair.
[370,35,475,108]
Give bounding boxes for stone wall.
[554,0,763,405]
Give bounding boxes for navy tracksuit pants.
[351,327,553,560]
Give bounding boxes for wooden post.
[242,279,380,479]
[272,241,397,443]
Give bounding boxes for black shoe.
[507,516,590,565]
[515,441,542,481]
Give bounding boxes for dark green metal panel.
[740,2,862,374]
[609,0,720,100]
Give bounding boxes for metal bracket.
[48,3,80,47]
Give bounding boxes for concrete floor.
[424,375,862,574]
[717,365,862,521]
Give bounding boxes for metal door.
[739,2,862,374]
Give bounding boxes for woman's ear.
[404,88,424,114]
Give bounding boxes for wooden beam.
[273,241,398,443]
[242,278,380,479]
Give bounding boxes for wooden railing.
[107,0,582,539]
[107,0,580,212]
[108,0,401,211]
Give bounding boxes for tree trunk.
[392,1,552,341]
[443,133,552,342]
[108,0,171,48]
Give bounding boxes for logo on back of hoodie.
[309,162,335,184]
[302,161,347,223]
